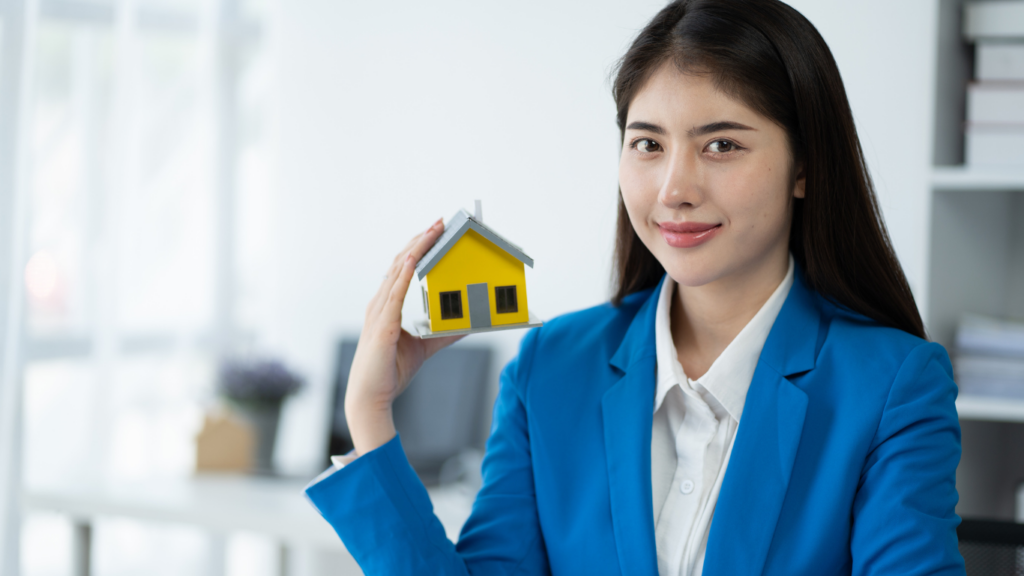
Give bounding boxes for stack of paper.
[963,2,1024,167]
[955,314,1024,398]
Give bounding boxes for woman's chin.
[664,264,725,289]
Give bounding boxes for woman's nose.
[657,149,703,208]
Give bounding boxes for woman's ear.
[793,164,806,199]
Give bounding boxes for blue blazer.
[306,269,965,575]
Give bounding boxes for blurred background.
[0,0,1022,574]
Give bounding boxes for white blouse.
[651,256,794,576]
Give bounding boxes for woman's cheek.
[720,181,776,246]
[620,173,655,224]
[619,186,648,237]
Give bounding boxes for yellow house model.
[414,203,541,338]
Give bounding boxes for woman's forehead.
[626,63,763,128]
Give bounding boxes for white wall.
[268,0,937,474]
[269,0,668,472]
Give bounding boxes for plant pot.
[230,400,282,475]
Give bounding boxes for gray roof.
[415,209,534,280]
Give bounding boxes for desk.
[23,473,476,576]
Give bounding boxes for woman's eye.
[707,139,737,153]
[633,138,662,153]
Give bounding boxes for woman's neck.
[670,247,790,380]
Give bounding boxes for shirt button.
[680,479,695,494]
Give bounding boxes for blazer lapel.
[702,270,821,576]
[600,278,664,576]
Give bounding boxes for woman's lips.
[658,222,722,248]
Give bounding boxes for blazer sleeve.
[850,341,966,576]
[304,327,550,576]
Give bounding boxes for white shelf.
[957,394,1024,423]
[932,166,1024,192]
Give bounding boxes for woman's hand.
[344,218,464,457]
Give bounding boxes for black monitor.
[327,338,492,485]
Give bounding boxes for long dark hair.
[610,0,925,339]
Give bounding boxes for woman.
[305,1,964,574]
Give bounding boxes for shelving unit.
[956,395,1024,424]
[930,0,1024,521]
[932,166,1024,192]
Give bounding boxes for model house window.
[440,291,463,319]
[495,285,518,314]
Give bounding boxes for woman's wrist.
[345,395,398,456]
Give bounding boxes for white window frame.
[0,0,34,571]
[2,0,264,571]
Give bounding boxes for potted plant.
[217,358,304,474]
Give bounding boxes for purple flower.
[218,358,304,404]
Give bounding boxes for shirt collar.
[653,255,795,421]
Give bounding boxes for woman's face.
[619,62,804,290]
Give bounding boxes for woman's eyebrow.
[688,121,756,137]
[625,121,666,134]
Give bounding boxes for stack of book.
[964,1,1024,167]
[955,314,1024,399]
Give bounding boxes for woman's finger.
[380,233,423,288]
[408,219,445,263]
[366,245,416,321]
[367,220,442,322]
[379,220,440,290]
[373,218,443,333]
[376,219,443,311]
[377,252,418,341]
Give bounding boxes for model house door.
[467,283,491,329]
